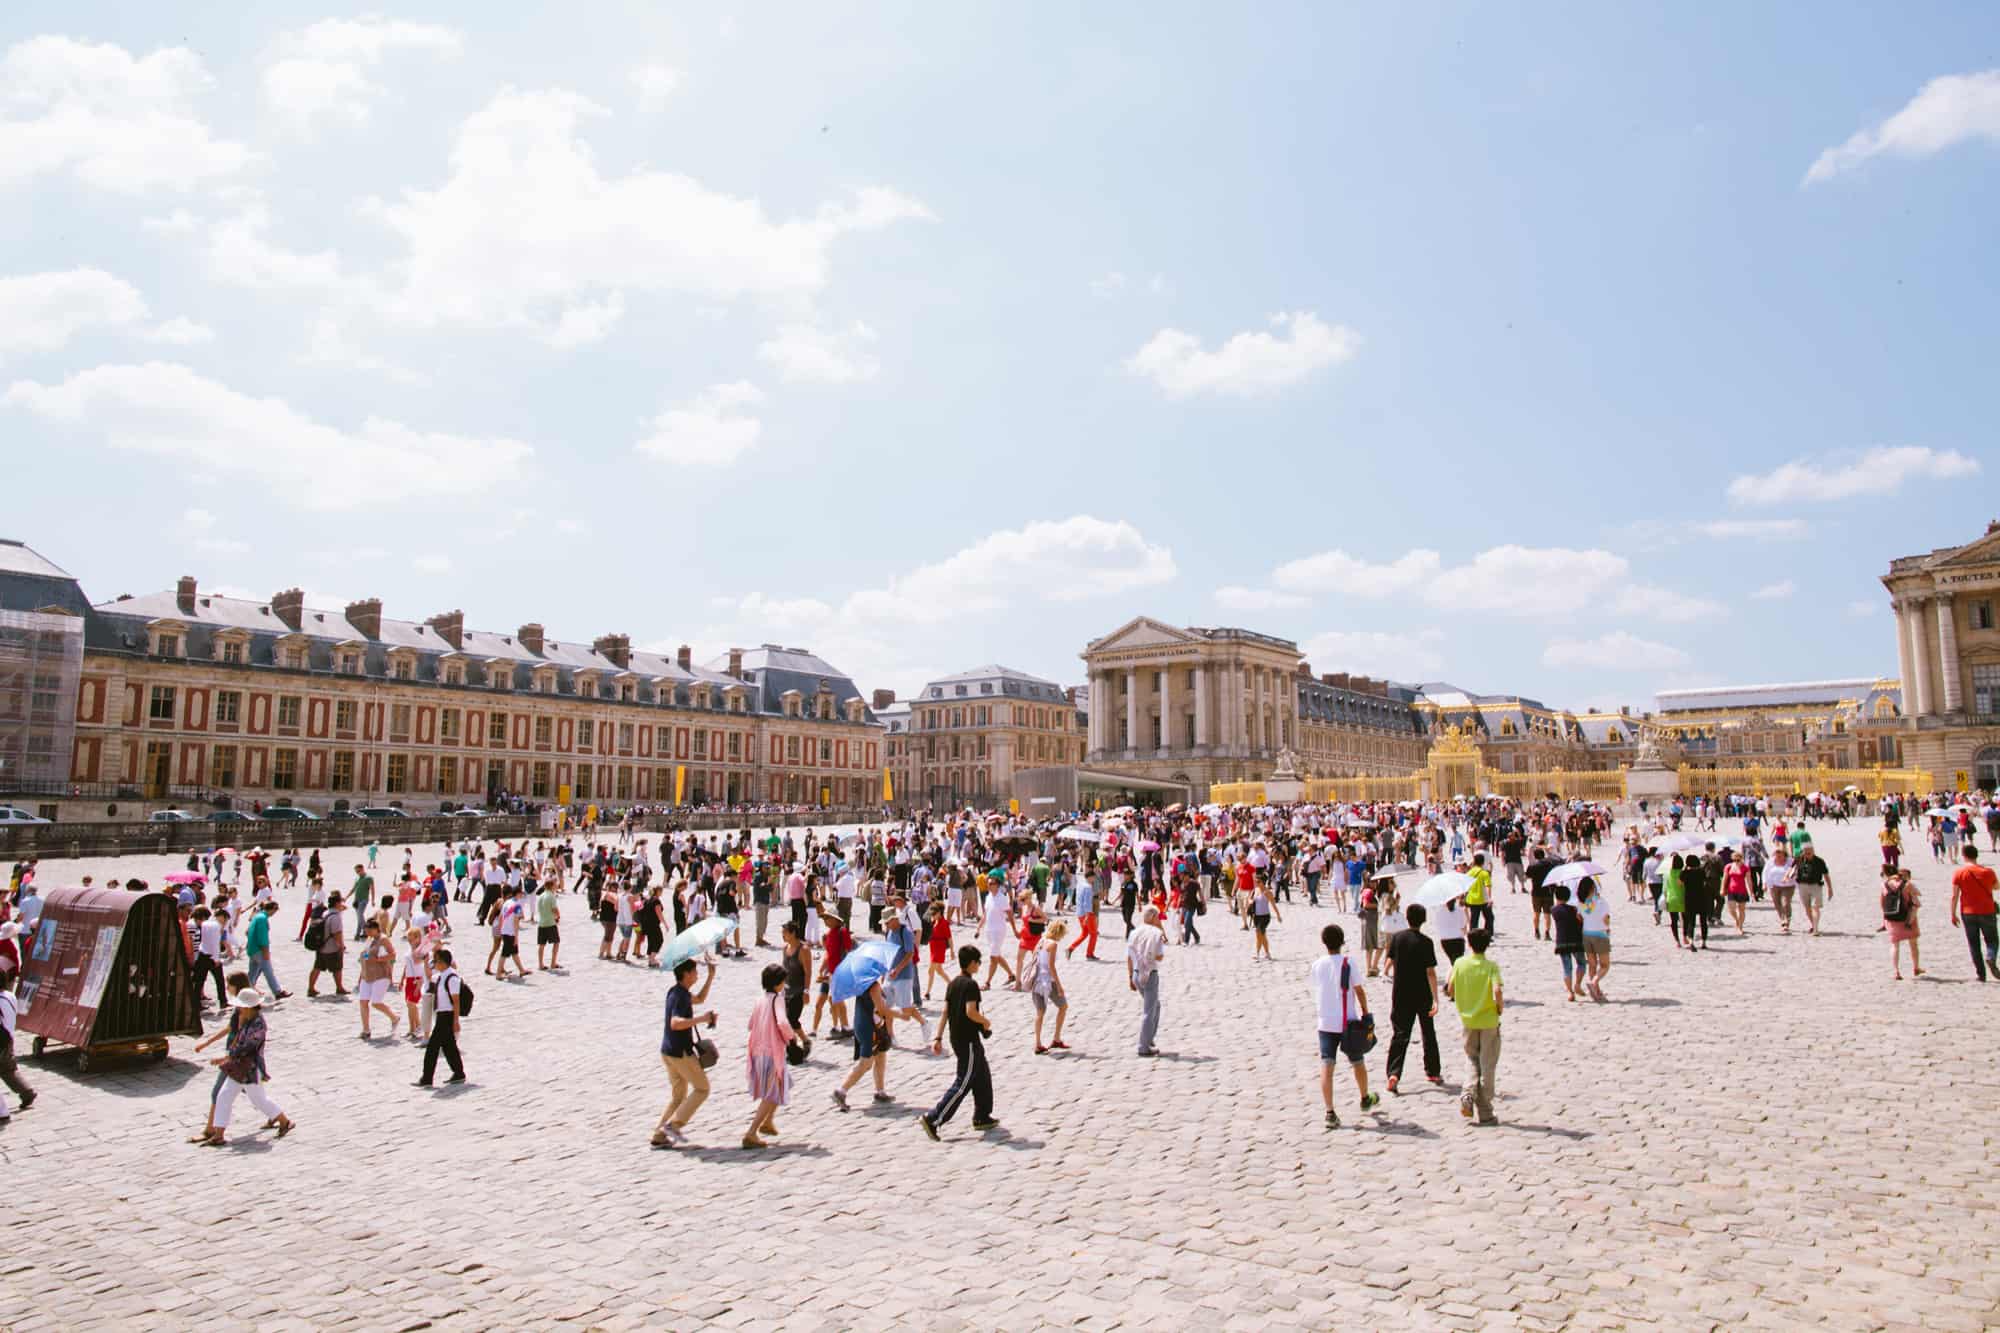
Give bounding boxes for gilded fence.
[1673,764,1935,799]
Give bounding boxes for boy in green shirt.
[1447,928,1503,1125]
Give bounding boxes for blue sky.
[3,2,1994,710]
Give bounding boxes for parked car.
[261,806,319,821]
[355,806,409,819]
[0,805,51,825]
[326,809,359,821]
[148,810,199,823]
[208,810,254,823]
[450,807,489,819]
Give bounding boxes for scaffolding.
[0,609,83,798]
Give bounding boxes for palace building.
[0,542,885,819]
[1653,678,1905,771]
[876,666,1087,808]
[1883,521,2000,791]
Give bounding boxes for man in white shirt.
[1127,907,1167,1057]
[416,947,466,1086]
[0,972,35,1119]
[1310,922,1377,1129]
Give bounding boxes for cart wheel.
[75,1050,92,1073]
[149,1046,169,1064]
[30,1036,46,1058]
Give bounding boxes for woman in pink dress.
[744,963,799,1149]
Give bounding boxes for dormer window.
[157,633,181,657]
[619,682,636,702]
[337,650,362,675]
[580,677,598,698]
[444,662,465,686]
[394,658,413,680]
[490,663,510,690]
[220,640,245,664]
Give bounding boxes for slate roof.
[1656,679,1883,712]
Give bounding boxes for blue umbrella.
[829,938,897,1004]
[659,916,736,970]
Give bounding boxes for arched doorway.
[1975,745,2000,794]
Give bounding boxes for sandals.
[188,1128,224,1145]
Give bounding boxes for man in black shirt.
[1795,844,1832,936]
[1383,904,1442,1093]
[1525,846,1559,941]
[921,946,996,1139]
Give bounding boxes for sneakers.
[970,1117,999,1131]
[919,1114,940,1142]
[1460,1097,1475,1120]
[1324,1109,1340,1130]
[831,1088,849,1112]
[1385,1076,1399,1095]
[1360,1092,1381,1112]
[872,1091,894,1103]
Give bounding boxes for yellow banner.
[882,767,893,801]
[674,765,686,805]
[1009,798,1020,815]
[557,783,571,805]
[1957,770,1970,792]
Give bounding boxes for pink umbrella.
[214,847,238,858]
[1139,840,1161,853]
[164,871,207,886]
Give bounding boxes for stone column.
[1250,667,1264,754]
[1937,593,1963,713]
[1193,666,1209,748]
[1909,595,1935,716]
[1158,664,1172,754]
[1893,599,1916,710]
[1089,671,1104,754]
[1125,667,1140,756]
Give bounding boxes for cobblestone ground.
[3,816,1998,1331]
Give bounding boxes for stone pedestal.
[1264,776,1304,803]
[1626,763,1679,807]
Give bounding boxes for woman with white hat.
[200,989,294,1147]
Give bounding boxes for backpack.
[1880,884,1908,923]
[438,971,475,1017]
[302,907,326,952]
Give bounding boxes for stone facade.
[0,545,886,816]
[879,667,1085,807]
[1654,679,1905,771]
[1080,618,1426,800]
[1883,521,2000,791]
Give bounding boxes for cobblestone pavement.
[4,817,1998,1331]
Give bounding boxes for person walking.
[1577,878,1611,1002]
[1030,919,1070,1054]
[1382,903,1440,1094]
[1248,877,1280,961]
[1722,851,1752,936]
[1310,923,1380,1129]
[830,977,894,1110]
[1881,867,1923,980]
[200,989,293,1146]
[415,947,467,1088]
[1549,884,1584,999]
[242,901,290,1002]
[1795,841,1833,937]
[1464,853,1494,936]
[1764,846,1798,935]
[920,945,997,1139]
[306,892,348,996]
[742,964,799,1149]
[1950,845,1998,983]
[1448,928,1503,1126]
[1066,865,1101,961]
[1127,905,1166,1057]
[0,971,35,1122]
[354,921,400,1039]
[652,958,716,1147]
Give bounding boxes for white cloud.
[1805,69,2000,184]
[1214,585,1308,612]
[0,270,149,359]
[1752,579,1796,601]
[1610,582,1727,624]
[0,37,250,192]
[412,553,452,574]
[544,294,626,349]
[144,317,215,346]
[1848,599,1880,618]
[1126,311,1360,398]
[1543,631,1690,672]
[350,89,932,340]
[262,17,461,131]
[301,317,427,386]
[554,518,584,535]
[3,361,532,510]
[636,381,765,466]
[756,321,879,384]
[1089,271,1127,297]
[1301,629,1446,682]
[1273,547,1442,597]
[1694,518,1808,541]
[1426,546,1631,618]
[182,507,215,529]
[631,64,681,111]
[1727,446,1980,504]
[194,535,249,556]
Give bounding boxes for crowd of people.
[2,786,1995,1144]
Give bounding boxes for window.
[490,663,509,689]
[331,751,354,791]
[619,683,635,702]
[277,695,301,729]
[281,646,304,670]
[444,663,465,686]
[536,716,552,745]
[438,756,457,794]
[272,748,298,790]
[618,723,634,751]
[220,640,245,665]
[1973,600,1996,632]
[215,690,241,725]
[820,739,832,762]
[580,677,598,698]
[574,765,592,800]
[616,765,633,799]
[693,730,708,758]
[532,761,550,798]
[209,745,236,788]
[955,685,967,697]
[396,657,415,680]
[727,732,741,759]
[148,685,176,722]
[787,736,800,761]
[656,726,671,752]
[1974,664,2000,717]
[390,704,411,741]
[577,719,595,748]
[440,708,460,741]
[333,700,355,732]
[337,652,361,675]
[386,754,408,792]
[156,633,181,658]
[489,711,508,743]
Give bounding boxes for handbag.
[695,1037,719,1069]
[1340,959,1378,1056]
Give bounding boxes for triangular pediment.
[1928,528,2000,570]
[1087,616,1203,654]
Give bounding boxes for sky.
[3,2,1996,713]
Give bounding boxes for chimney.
[677,644,692,671]
[1062,687,1077,706]
[518,623,545,655]
[727,647,744,679]
[1321,672,1341,687]
[344,598,382,639]
[272,588,304,631]
[1988,518,1999,535]
[873,688,897,709]
[176,575,197,615]
[592,633,631,669]
[426,609,464,650]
